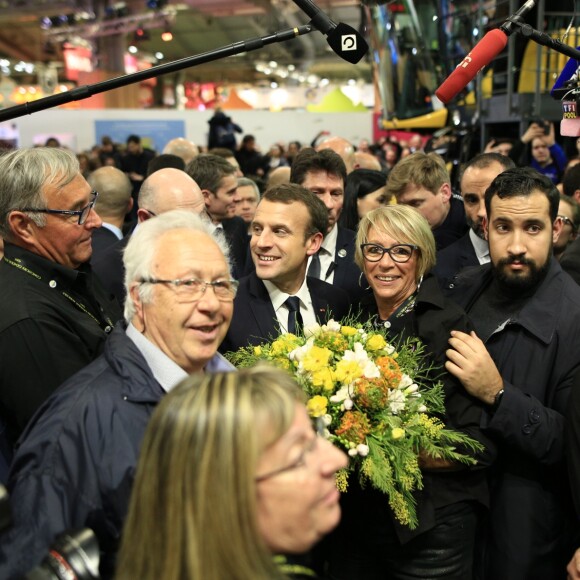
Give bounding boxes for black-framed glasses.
[360,243,418,263]
[139,277,239,302]
[255,417,326,482]
[558,215,577,231]
[20,190,98,225]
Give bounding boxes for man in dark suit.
[434,152,515,288]
[92,167,205,306]
[290,148,365,301]
[87,166,133,260]
[386,152,468,250]
[220,183,350,353]
[186,154,248,277]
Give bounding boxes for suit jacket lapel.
[332,227,353,286]
[248,274,282,340]
[307,278,328,323]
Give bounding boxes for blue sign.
[95,119,185,152]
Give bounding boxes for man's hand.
[567,548,580,579]
[445,330,503,405]
[418,449,460,471]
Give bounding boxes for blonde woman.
[324,205,496,579]
[116,366,346,580]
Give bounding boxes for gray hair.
[0,147,80,239]
[237,177,261,199]
[123,210,231,322]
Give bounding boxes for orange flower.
[356,377,390,410]
[335,410,371,444]
[376,356,402,386]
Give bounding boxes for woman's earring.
[359,271,370,290]
[417,275,424,292]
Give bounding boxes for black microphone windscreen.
[326,22,368,64]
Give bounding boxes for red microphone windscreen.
[435,29,508,104]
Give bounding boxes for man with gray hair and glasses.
[0,147,121,452]
[0,210,235,579]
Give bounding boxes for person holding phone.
[512,120,568,185]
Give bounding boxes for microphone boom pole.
[0,24,314,123]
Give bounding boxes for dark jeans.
[326,501,479,580]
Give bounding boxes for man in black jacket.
[386,151,467,250]
[445,167,580,579]
[290,148,365,301]
[0,147,122,450]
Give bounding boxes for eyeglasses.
[20,190,98,226]
[255,417,326,482]
[139,277,239,302]
[558,215,577,230]
[360,243,418,263]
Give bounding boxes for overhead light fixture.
[161,26,173,42]
[133,27,149,42]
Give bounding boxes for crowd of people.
[0,118,580,580]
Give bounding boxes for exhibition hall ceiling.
[0,0,371,83]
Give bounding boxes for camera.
[0,485,100,580]
[23,529,100,580]
[529,118,550,135]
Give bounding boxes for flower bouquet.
[227,319,483,529]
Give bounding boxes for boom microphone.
[291,0,368,64]
[435,0,536,103]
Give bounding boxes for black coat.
[92,235,130,308]
[433,232,480,290]
[0,243,121,445]
[449,259,580,579]
[91,226,122,262]
[322,274,496,578]
[221,215,250,279]
[219,272,351,354]
[432,195,469,251]
[0,324,234,579]
[561,236,580,286]
[332,226,368,302]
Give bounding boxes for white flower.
[344,398,354,410]
[341,343,381,379]
[329,385,353,403]
[404,383,419,394]
[357,444,369,457]
[348,448,358,457]
[388,388,406,414]
[418,404,427,413]
[289,337,315,364]
[322,413,332,426]
[398,374,414,389]
[325,319,341,333]
[362,360,381,379]
[385,342,396,355]
[304,322,321,338]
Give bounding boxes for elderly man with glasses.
[0,210,235,579]
[0,147,122,452]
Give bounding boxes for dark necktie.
[285,296,303,334]
[308,250,322,279]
